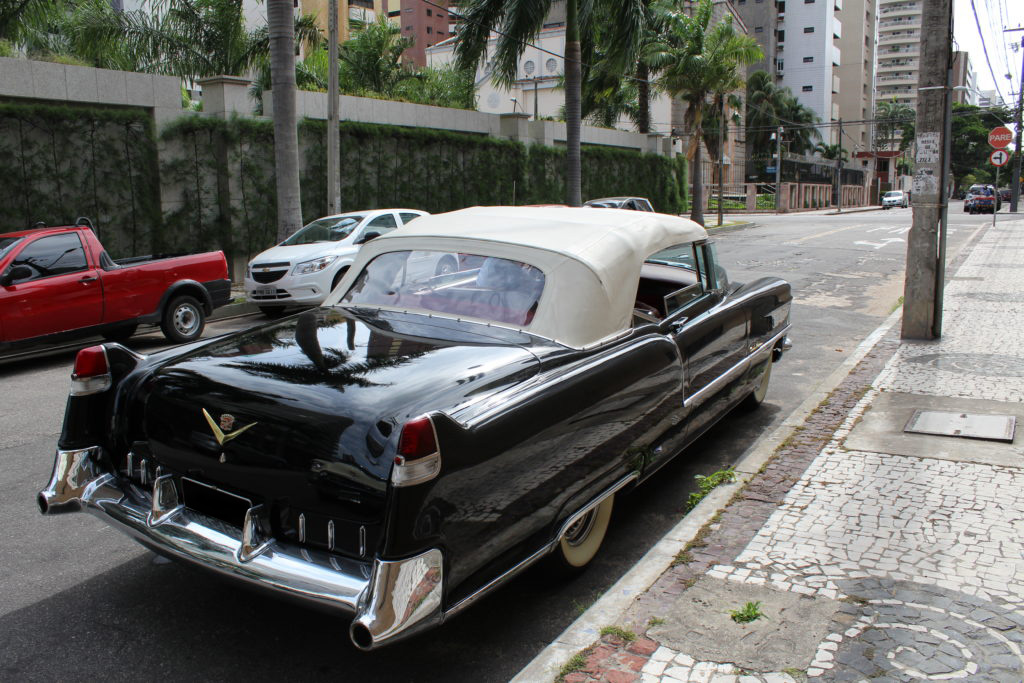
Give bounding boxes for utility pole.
[775,125,783,211]
[902,0,952,340]
[327,0,340,215]
[1009,32,1024,213]
[717,98,725,227]
[533,78,539,120]
[835,118,843,213]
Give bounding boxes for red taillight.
[71,345,111,396]
[392,416,441,487]
[397,417,438,460]
[74,346,109,377]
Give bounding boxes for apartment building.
[875,0,922,109]
[834,0,875,155]
[952,51,978,105]
[387,1,454,67]
[775,0,844,144]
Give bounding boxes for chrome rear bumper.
[38,447,442,649]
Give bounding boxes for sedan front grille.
[253,270,288,284]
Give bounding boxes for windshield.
[342,250,545,327]
[884,191,901,198]
[0,237,22,260]
[645,244,697,270]
[281,215,366,246]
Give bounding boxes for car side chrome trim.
[444,472,638,619]
[683,325,790,410]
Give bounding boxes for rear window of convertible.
[342,250,546,327]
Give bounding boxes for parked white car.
[881,190,909,209]
[245,209,428,315]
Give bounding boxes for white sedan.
[245,209,431,316]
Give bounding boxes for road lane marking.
[854,238,906,250]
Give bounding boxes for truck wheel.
[740,359,772,411]
[102,324,138,343]
[547,495,614,575]
[161,295,205,343]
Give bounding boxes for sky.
[952,0,1023,105]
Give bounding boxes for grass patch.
[783,667,806,679]
[686,467,737,510]
[730,601,764,623]
[648,616,666,627]
[891,295,904,313]
[557,651,588,682]
[672,549,694,566]
[599,625,636,642]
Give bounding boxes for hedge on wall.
[0,102,160,258]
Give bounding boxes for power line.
[971,0,1007,102]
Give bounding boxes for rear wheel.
[740,359,772,410]
[547,495,614,575]
[161,295,205,344]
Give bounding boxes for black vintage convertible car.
[39,206,791,650]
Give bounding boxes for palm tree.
[66,0,320,89]
[874,99,914,152]
[649,0,762,226]
[815,143,848,163]
[338,16,415,95]
[268,0,302,242]
[454,0,651,206]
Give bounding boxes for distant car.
[584,197,655,212]
[965,184,999,214]
[881,190,909,209]
[999,188,1012,203]
[245,209,429,316]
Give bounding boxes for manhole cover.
[905,410,1015,442]
[905,353,1024,377]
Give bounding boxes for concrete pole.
[534,77,539,120]
[835,118,843,212]
[327,0,341,215]
[1011,37,1023,213]
[775,125,783,211]
[901,0,952,340]
[717,98,725,227]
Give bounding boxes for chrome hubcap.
[563,509,597,547]
[174,304,200,335]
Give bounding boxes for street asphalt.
[520,209,1024,682]
[0,203,1006,682]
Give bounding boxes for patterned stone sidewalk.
[558,222,1024,683]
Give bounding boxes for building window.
[524,60,535,75]
[426,8,431,15]
[802,85,813,91]
[426,26,432,33]
[546,57,558,73]
[405,25,412,30]
[803,26,814,33]
[755,26,763,33]
[804,0,814,3]
[777,30,785,42]
[777,59,784,71]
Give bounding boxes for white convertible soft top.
[326,206,707,348]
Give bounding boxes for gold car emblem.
[202,408,257,446]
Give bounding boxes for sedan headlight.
[292,256,338,275]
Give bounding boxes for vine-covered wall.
[0,102,686,264]
[0,102,160,258]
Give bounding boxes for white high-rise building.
[875,0,923,109]
[773,0,844,143]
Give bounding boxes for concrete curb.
[210,300,259,321]
[510,312,905,683]
[706,221,756,234]
[824,206,884,216]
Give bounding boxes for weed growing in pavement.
[599,626,636,642]
[729,601,764,623]
[783,667,806,679]
[647,616,666,627]
[557,650,589,682]
[891,295,904,313]
[686,467,737,510]
[672,549,694,566]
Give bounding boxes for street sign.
[765,166,777,173]
[991,149,1010,167]
[989,126,1013,149]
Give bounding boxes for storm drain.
[904,410,1016,442]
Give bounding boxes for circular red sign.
[991,149,1010,167]
[989,126,1013,149]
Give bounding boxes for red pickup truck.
[0,224,231,349]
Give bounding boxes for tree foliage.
[745,70,822,157]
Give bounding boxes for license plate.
[253,287,276,297]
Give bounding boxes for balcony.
[878,46,920,57]
[832,17,842,39]
[879,3,921,17]
[879,17,921,30]
[832,45,841,66]
[833,75,841,93]
[878,31,918,45]
[877,59,918,71]
[877,73,918,83]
